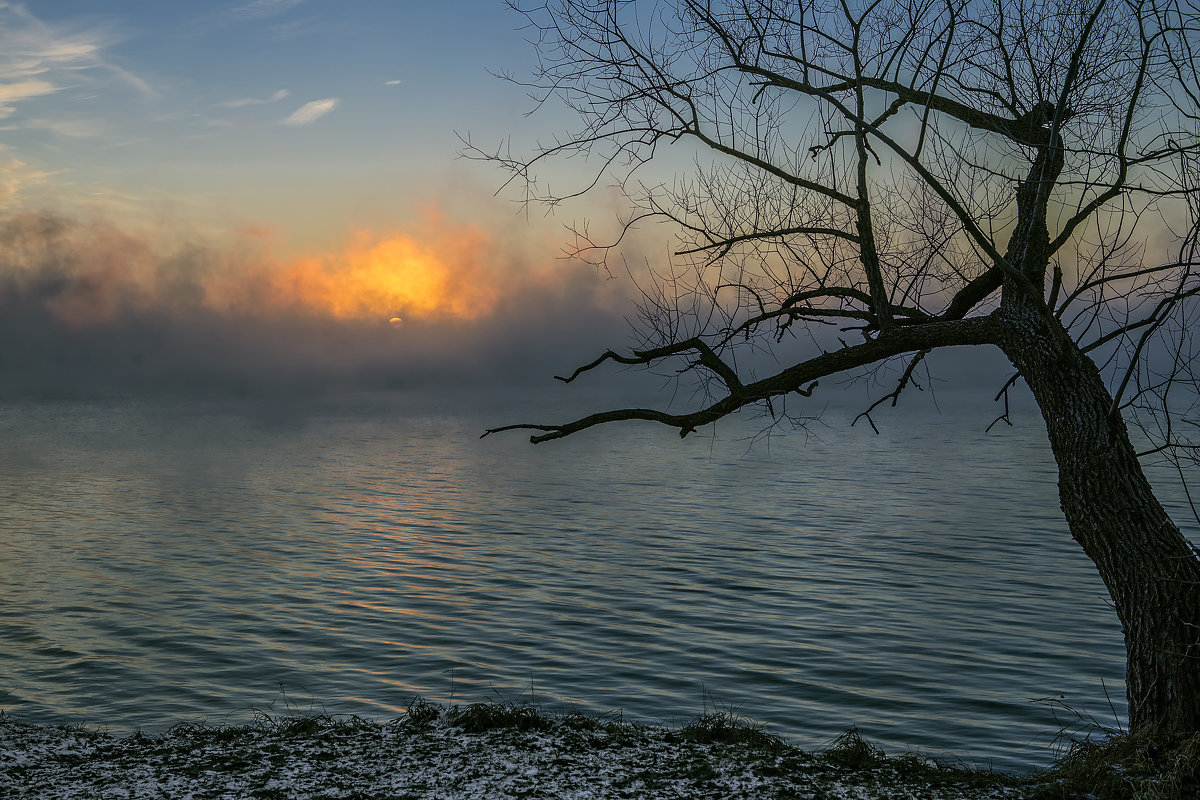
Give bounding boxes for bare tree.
[475,0,1200,736]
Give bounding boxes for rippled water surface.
[2,396,1190,771]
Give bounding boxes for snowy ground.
[1,706,1034,799]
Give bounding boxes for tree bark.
[998,302,1200,735]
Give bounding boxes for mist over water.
[0,210,635,400]
[1,395,1179,772]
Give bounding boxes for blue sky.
[1,1,543,245]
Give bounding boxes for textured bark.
[999,303,1200,735]
[992,130,1200,735]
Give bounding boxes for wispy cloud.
[226,0,307,22]
[266,16,321,41]
[25,116,107,139]
[103,62,156,99]
[220,88,289,108]
[282,98,338,125]
[0,155,56,210]
[0,6,105,78]
[0,80,58,118]
[384,80,404,86]
[0,4,153,118]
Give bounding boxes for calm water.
[1,395,1190,771]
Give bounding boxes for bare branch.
[852,348,931,432]
[488,316,998,443]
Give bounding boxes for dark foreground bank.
[1,703,1196,799]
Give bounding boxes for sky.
[0,0,654,403]
[0,0,1023,415]
[0,0,538,236]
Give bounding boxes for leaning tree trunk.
[997,302,1200,736]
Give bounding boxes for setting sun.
[267,223,499,323]
[0,212,511,328]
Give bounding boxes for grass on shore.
[1030,728,1200,800]
[2,700,1197,799]
[362,699,1200,798]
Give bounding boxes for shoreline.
[1,702,1035,799]
[5,701,1196,798]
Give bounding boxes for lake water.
[1,394,1190,772]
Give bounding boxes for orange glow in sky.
[266,222,501,323]
[5,211,512,327]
